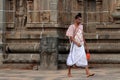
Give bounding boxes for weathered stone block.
[87,24,96,33]
[50,3,57,10]
[3,54,40,61]
[6,43,40,53]
[39,37,58,70]
[50,11,57,22]
[6,32,21,39]
[20,34,30,39]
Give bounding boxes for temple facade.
[0,0,120,69]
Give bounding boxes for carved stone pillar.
[39,37,58,70]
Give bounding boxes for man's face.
[76,17,82,24]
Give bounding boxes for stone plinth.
[39,37,58,70]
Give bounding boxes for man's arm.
[69,36,81,47]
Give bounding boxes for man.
[66,13,94,77]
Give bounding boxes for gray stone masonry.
[39,37,58,70]
[0,68,120,80]
[0,0,4,65]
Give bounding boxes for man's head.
[75,13,82,24]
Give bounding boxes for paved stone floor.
[0,68,120,80]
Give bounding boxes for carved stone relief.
[39,37,58,70]
[111,0,120,23]
[15,0,27,28]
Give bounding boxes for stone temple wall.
[4,0,59,54]
[1,0,60,70]
[0,0,120,69]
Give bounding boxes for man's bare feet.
[87,73,95,77]
[68,73,72,77]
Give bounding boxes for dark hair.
[75,13,82,19]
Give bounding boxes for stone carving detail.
[15,0,27,28]
[27,0,33,23]
[39,37,58,70]
[41,12,50,22]
[111,0,120,23]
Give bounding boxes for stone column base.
[39,37,58,70]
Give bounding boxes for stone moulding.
[6,43,40,53]
[111,12,120,19]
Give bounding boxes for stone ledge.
[6,31,59,39]
[6,43,40,53]
[6,23,14,29]
[112,12,120,19]
[5,42,120,53]
[84,33,120,39]
[6,33,120,40]
[88,43,120,52]
[96,24,120,29]
[90,54,120,64]
[2,54,40,62]
[3,53,120,64]
[58,54,120,64]
[89,63,120,68]
[59,43,120,52]
[3,60,39,63]
[0,64,35,70]
[26,23,62,29]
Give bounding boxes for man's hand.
[69,37,81,47]
[76,43,81,47]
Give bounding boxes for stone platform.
[0,68,119,80]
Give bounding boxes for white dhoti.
[67,43,88,67]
